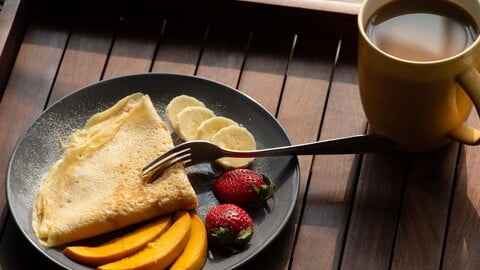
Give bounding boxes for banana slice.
[176,107,215,141]
[166,95,205,130]
[197,116,238,141]
[211,125,256,169]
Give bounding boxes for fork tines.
[142,147,192,182]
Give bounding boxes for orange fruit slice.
[98,211,191,270]
[170,213,208,270]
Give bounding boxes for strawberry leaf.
[251,181,275,204]
[235,227,253,246]
[211,227,235,246]
[261,174,272,185]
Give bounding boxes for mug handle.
[447,67,480,144]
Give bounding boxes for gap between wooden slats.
[0,0,29,101]
[48,16,116,105]
[236,31,293,116]
[339,138,409,269]
[336,40,410,270]
[102,15,163,80]
[290,36,366,270]
[0,12,71,270]
[1,10,121,270]
[389,144,458,269]
[335,41,461,270]
[235,30,295,269]
[195,24,251,88]
[441,112,480,269]
[0,10,167,270]
[3,13,216,270]
[274,32,339,270]
[151,19,207,75]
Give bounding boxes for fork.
[141,134,396,182]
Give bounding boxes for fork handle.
[228,134,396,157]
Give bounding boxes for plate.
[6,73,299,269]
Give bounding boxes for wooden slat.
[391,143,458,269]
[274,33,339,270]
[236,31,293,115]
[340,149,408,269]
[0,14,69,226]
[0,214,60,269]
[291,38,367,270]
[277,32,338,208]
[48,21,115,105]
[0,13,116,270]
[0,0,29,98]
[235,31,294,270]
[151,20,205,75]
[2,11,176,270]
[103,17,161,79]
[442,113,480,269]
[196,25,250,88]
[235,0,362,15]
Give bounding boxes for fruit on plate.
[166,95,206,130]
[63,215,172,266]
[98,211,191,270]
[212,169,274,208]
[197,116,238,141]
[205,204,254,255]
[170,213,208,270]
[166,95,257,169]
[176,107,215,141]
[211,126,256,169]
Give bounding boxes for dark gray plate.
[6,73,299,270]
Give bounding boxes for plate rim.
[6,72,300,269]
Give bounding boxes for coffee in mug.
[365,1,478,62]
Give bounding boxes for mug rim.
[357,1,480,65]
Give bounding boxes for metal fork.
[141,134,396,182]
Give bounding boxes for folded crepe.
[32,93,198,247]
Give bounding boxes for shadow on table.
[441,145,480,268]
[0,214,61,269]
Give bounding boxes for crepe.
[32,93,198,247]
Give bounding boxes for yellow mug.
[358,0,480,152]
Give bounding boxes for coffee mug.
[358,0,480,152]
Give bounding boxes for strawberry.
[205,204,254,255]
[212,169,274,208]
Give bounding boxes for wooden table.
[0,1,478,269]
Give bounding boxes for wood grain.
[0,14,116,270]
[0,15,69,227]
[237,31,293,115]
[151,20,205,75]
[5,3,480,270]
[236,32,294,270]
[0,214,60,269]
[340,149,408,270]
[235,0,362,15]
[291,38,367,270]
[196,25,250,88]
[442,113,480,269]
[48,21,114,105]
[275,33,339,270]
[0,0,29,98]
[391,143,458,270]
[277,32,338,202]
[103,16,161,79]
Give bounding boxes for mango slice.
[63,215,172,266]
[98,211,191,270]
[170,213,208,270]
